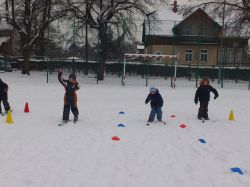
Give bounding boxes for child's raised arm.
[58,71,67,88]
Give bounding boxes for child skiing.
[58,71,80,123]
[0,78,11,115]
[145,86,165,124]
[194,77,219,120]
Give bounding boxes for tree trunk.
[97,24,107,80]
[22,47,32,75]
[35,36,45,56]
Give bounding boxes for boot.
[74,115,78,122]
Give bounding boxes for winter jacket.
[0,79,8,99]
[145,90,163,107]
[58,73,79,106]
[195,85,218,103]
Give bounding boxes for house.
[0,22,20,57]
[142,8,249,66]
[137,45,145,54]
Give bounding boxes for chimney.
[172,1,178,13]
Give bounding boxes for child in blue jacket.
[145,87,164,122]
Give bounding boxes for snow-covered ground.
[0,71,249,187]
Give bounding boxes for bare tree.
[181,0,250,36]
[67,0,168,80]
[0,0,71,75]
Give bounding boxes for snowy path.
[0,72,249,187]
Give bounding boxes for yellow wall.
[145,45,218,65]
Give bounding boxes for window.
[199,25,209,36]
[185,49,192,62]
[223,48,235,64]
[220,48,243,64]
[185,26,192,35]
[155,52,162,62]
[235,48,243,62]
[200,49,208,62]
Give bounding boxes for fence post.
[121,19,126,86]
[248,69,250,90]
[146,60,149,87]
[171,21,176,88]
[46,22,50,83]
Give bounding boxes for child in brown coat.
[194,78,219,120]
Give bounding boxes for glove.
[194,100,198,105]
[214,95,218,100]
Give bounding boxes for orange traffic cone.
[24,102,30,113]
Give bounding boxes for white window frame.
[185,49,192,62]
[200,49,208,63]
[155,51,162,62]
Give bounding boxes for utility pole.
[85,0,89,75]
[145,11,156,87]
[218,0,226,85]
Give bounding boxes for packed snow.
[0,71,249,187]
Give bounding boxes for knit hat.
[69,73,76,80]
[149,86,157,92]
[200,77,209,85]
[202,77,209,83]
[202,77,209,82]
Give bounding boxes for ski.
[58,122,74,126]
[58,122,68,126]
[160,120,167,125]
[58,120,72,126]
[58,119,78,126]
[201,118,205,123]
[1,109,13,116]
[198,117,215,123]
[146,121,166,126]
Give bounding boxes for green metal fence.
[38,17,250,88]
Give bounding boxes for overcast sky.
[157,0,189,21]
[0,0,189,22]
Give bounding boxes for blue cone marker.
[231,167,243,175]
[117,123,125,127]
[198,139,206,144]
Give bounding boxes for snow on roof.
[0,21,12,31]
[0,36,10,45]
[144,6,183,36]
[145,19,178,36]
[67,56,81,60]
[157,6,183,22]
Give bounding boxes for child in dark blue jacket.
[58,71,80,123]
[194,77,219,120]
[0,78,11,114]
[145,87,164,122]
